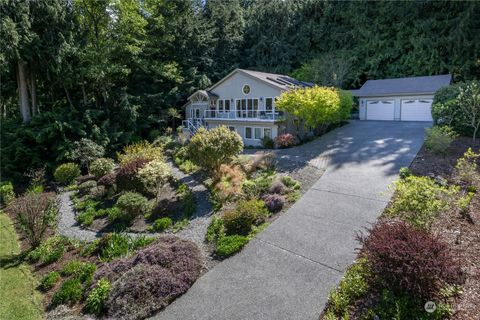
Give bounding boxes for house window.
[224,100,230,111]
[195,109,200,118]
[245,127,252,139]
[236,98,259,118]
[264,128,271,138]
[218,100,224,112]
[265,98,273,112]
[254,128,262,139]
[242,84,251,95]
[229,126,236,132]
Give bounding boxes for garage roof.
[352,74,452,97]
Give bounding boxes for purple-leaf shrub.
[263,194,286,213]
[274,133,295,148]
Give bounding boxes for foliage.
[263,194,286,213]
[151,217,173,232]
[90,158,115,178]
[177,184,197,217]
[188,126,244,173]
[70,138,105,169]
[0,181,15,206]
[6,191,57,248]
[387,175,458,229]
[173,146,199,173]
[84,278,111,316]
[91,236,202,320]
[242,171,275,198]
[117,141,164,166]
[280,175,301,190]
[39,271,60,291]
[77,180,97,194]
[398,167,412,180]
[223,199,268,235]
[54,163,81,185]
[268,180,289,195]
[137,159,172,201]
[115,158,150,193]
[26,236,68,265]
[261,136,275,149]
[60,260,97,284]
[454,148,480,185]
[358,221,463,299]
[206,216,225,244]
[275,86,352,135]
[457,81,480,141]
[215,235,249,257]
[96,233,154,261]
[97,172,117,188]
[432,84,462,126]
[51,278,83,306]
[424,126,458,154]
[326,258,370,317]
[274,133,295,148]
[213,164,245,202]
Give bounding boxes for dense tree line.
[1,0,479,182]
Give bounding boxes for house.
[352,74,452,121]
[183,69,313,146]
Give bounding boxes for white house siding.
[207,120,278,147]
[359,94,434,121]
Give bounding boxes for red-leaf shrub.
[91,236,202,320]
[274,133,295,148]
[97,172,116,187]
[115,158,150,192]
[358,221,463,298]
[263,194,286,213]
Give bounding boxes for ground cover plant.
[322,135,480,319]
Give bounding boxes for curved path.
[153,120,429,320]
[56,161,213,250]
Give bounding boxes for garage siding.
[359,94,434,121]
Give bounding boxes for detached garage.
[352,74,452,122]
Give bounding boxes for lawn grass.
[0,212,44,320]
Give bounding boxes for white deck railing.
[203,110,284,121]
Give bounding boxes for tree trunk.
[17,60,31,123]
[29,70,38,115]
[64,85,74,108]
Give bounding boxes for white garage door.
[366,100,395,120]
[401,99,433,121]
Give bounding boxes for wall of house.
[211,72,283,111]
[358,94,434,120]
[207,120,278,147]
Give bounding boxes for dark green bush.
[115,192,150,222]
[84,278,111,316]
[54,163,81,185]
[215,235,249,257]
[280,175,301,190]
[52,278,83,306]
[27,236,67,265]
[223,199,269,235]
[97,233,155,261]
[261,136,275,149]
[151,217,173,232]
[0,181,15,206]
[424,126,458,154]
[60,260,96,284]
[77,180,97,193]
[115,158,150,193]
[39,271,60,291]
[206,216,225,244]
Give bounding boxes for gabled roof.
[187,89,219,100]
[208,68,313,92]
[352,74,452,97]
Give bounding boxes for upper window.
[265,98,273,112]
[242,84,251,95]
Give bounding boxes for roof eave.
[353,91,437,97]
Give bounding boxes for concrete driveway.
[154,121,429,320]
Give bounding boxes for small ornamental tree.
[275,86,353,136]
[188,126,243,173]
[70,138,105,170]
[6,192,57,248]
[137,159,172,202]
[457,81,480,142]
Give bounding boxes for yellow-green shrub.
[117,141,164,165]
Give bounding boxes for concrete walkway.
[154,121,429,320]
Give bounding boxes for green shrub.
[188,126,244,173]
[70,138,105,169]
[60,260,96,284]
[454,148,479,185]
[97,233,154,261]
[432,83,462,126]
[280,175,301,190]
[206,216,225,244]
[115,192,150,222]
[137,159,172,201]
[326,259,370,316]
[39,271,60,291]
[54,163,81,185]
[27,236,67,264]
[178,184,196,217]
[0,181,15,206]
[399,167,412,179]
[117,141,164,165]
[223,199,268,235]
[261,136,275,149]
[215,235,249,257]
[424,126,458,154]
[78,180,97,193]
[387,176,458,229]
[90,158,115,178]
[84,278,111,316]
[60,260,84,276]
[52,278,83,306]
[242,173,275,198]
[151,217,173,232]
